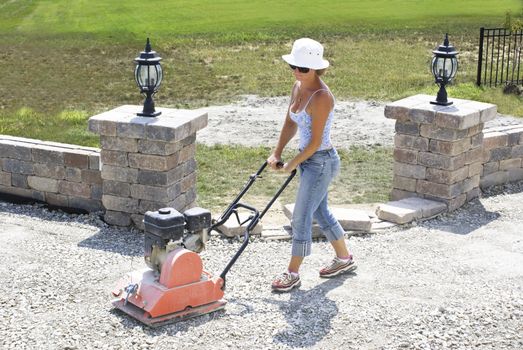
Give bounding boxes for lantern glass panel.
[432,56,458,82]
[145,66,158,88]
[135,65,161,91]
[155,64,163,88]
[134,65,140,87]
[448,57,458,80]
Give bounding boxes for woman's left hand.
[280,161,297,173]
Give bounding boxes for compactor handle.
[209,160,294,231]
[213,160,297,289]
[219,203,259,288]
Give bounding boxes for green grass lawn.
[0,0,521,206]
[1,0,521,114]
[196,145,392,211]
[2,0,519,40]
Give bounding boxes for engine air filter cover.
[144,208,185,239]
[184,207,212,232]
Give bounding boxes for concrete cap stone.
[385,94,497,129]
[376,197,446,224]
[283,203,372,232]
[376,201,421,224]
[88,105,208,142]
[385,94,446,120]
[399,197,447,218]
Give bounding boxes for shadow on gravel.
[78,228,144,257]
[0,200,91,224]
[418,199,500,235]
[266,272,357,348]
[0,200,143,256]
[481,180,523,198]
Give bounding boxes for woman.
[267,38,356,292]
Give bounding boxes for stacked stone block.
[0,135,102,212]
[481,125,523,188]
[385,94,497,211]
[88,105,207,228]
[283,203,372,232]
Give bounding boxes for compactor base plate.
[112,299,227,327]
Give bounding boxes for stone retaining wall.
[0,135,102,212]
[481,125,523,188]
[1,99,522,228]
[0,105,207,230]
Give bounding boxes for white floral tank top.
[289,88,334,151]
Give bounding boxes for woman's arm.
[268,82,299,169]
[273,113,298,157]
[283,90,332,172]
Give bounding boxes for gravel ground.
[1,96,522,349]
[1,181,522,349]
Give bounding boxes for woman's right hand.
[267,153,282,170]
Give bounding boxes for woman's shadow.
[265,271,356,348]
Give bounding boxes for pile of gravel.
[0,182,522,349]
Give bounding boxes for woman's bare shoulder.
[313,88,334,108]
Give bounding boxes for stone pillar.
[385,94,497,211]
[88,105,207,228]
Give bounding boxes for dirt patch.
[196,95,523,149]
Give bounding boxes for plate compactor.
[111,161,296,327]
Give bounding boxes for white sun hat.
[282,38,330,70]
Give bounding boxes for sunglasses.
[289,64,310,73]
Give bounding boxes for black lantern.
[134,38,163,117]
[430,34,458,106]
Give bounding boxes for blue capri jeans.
[291,148,345,257]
